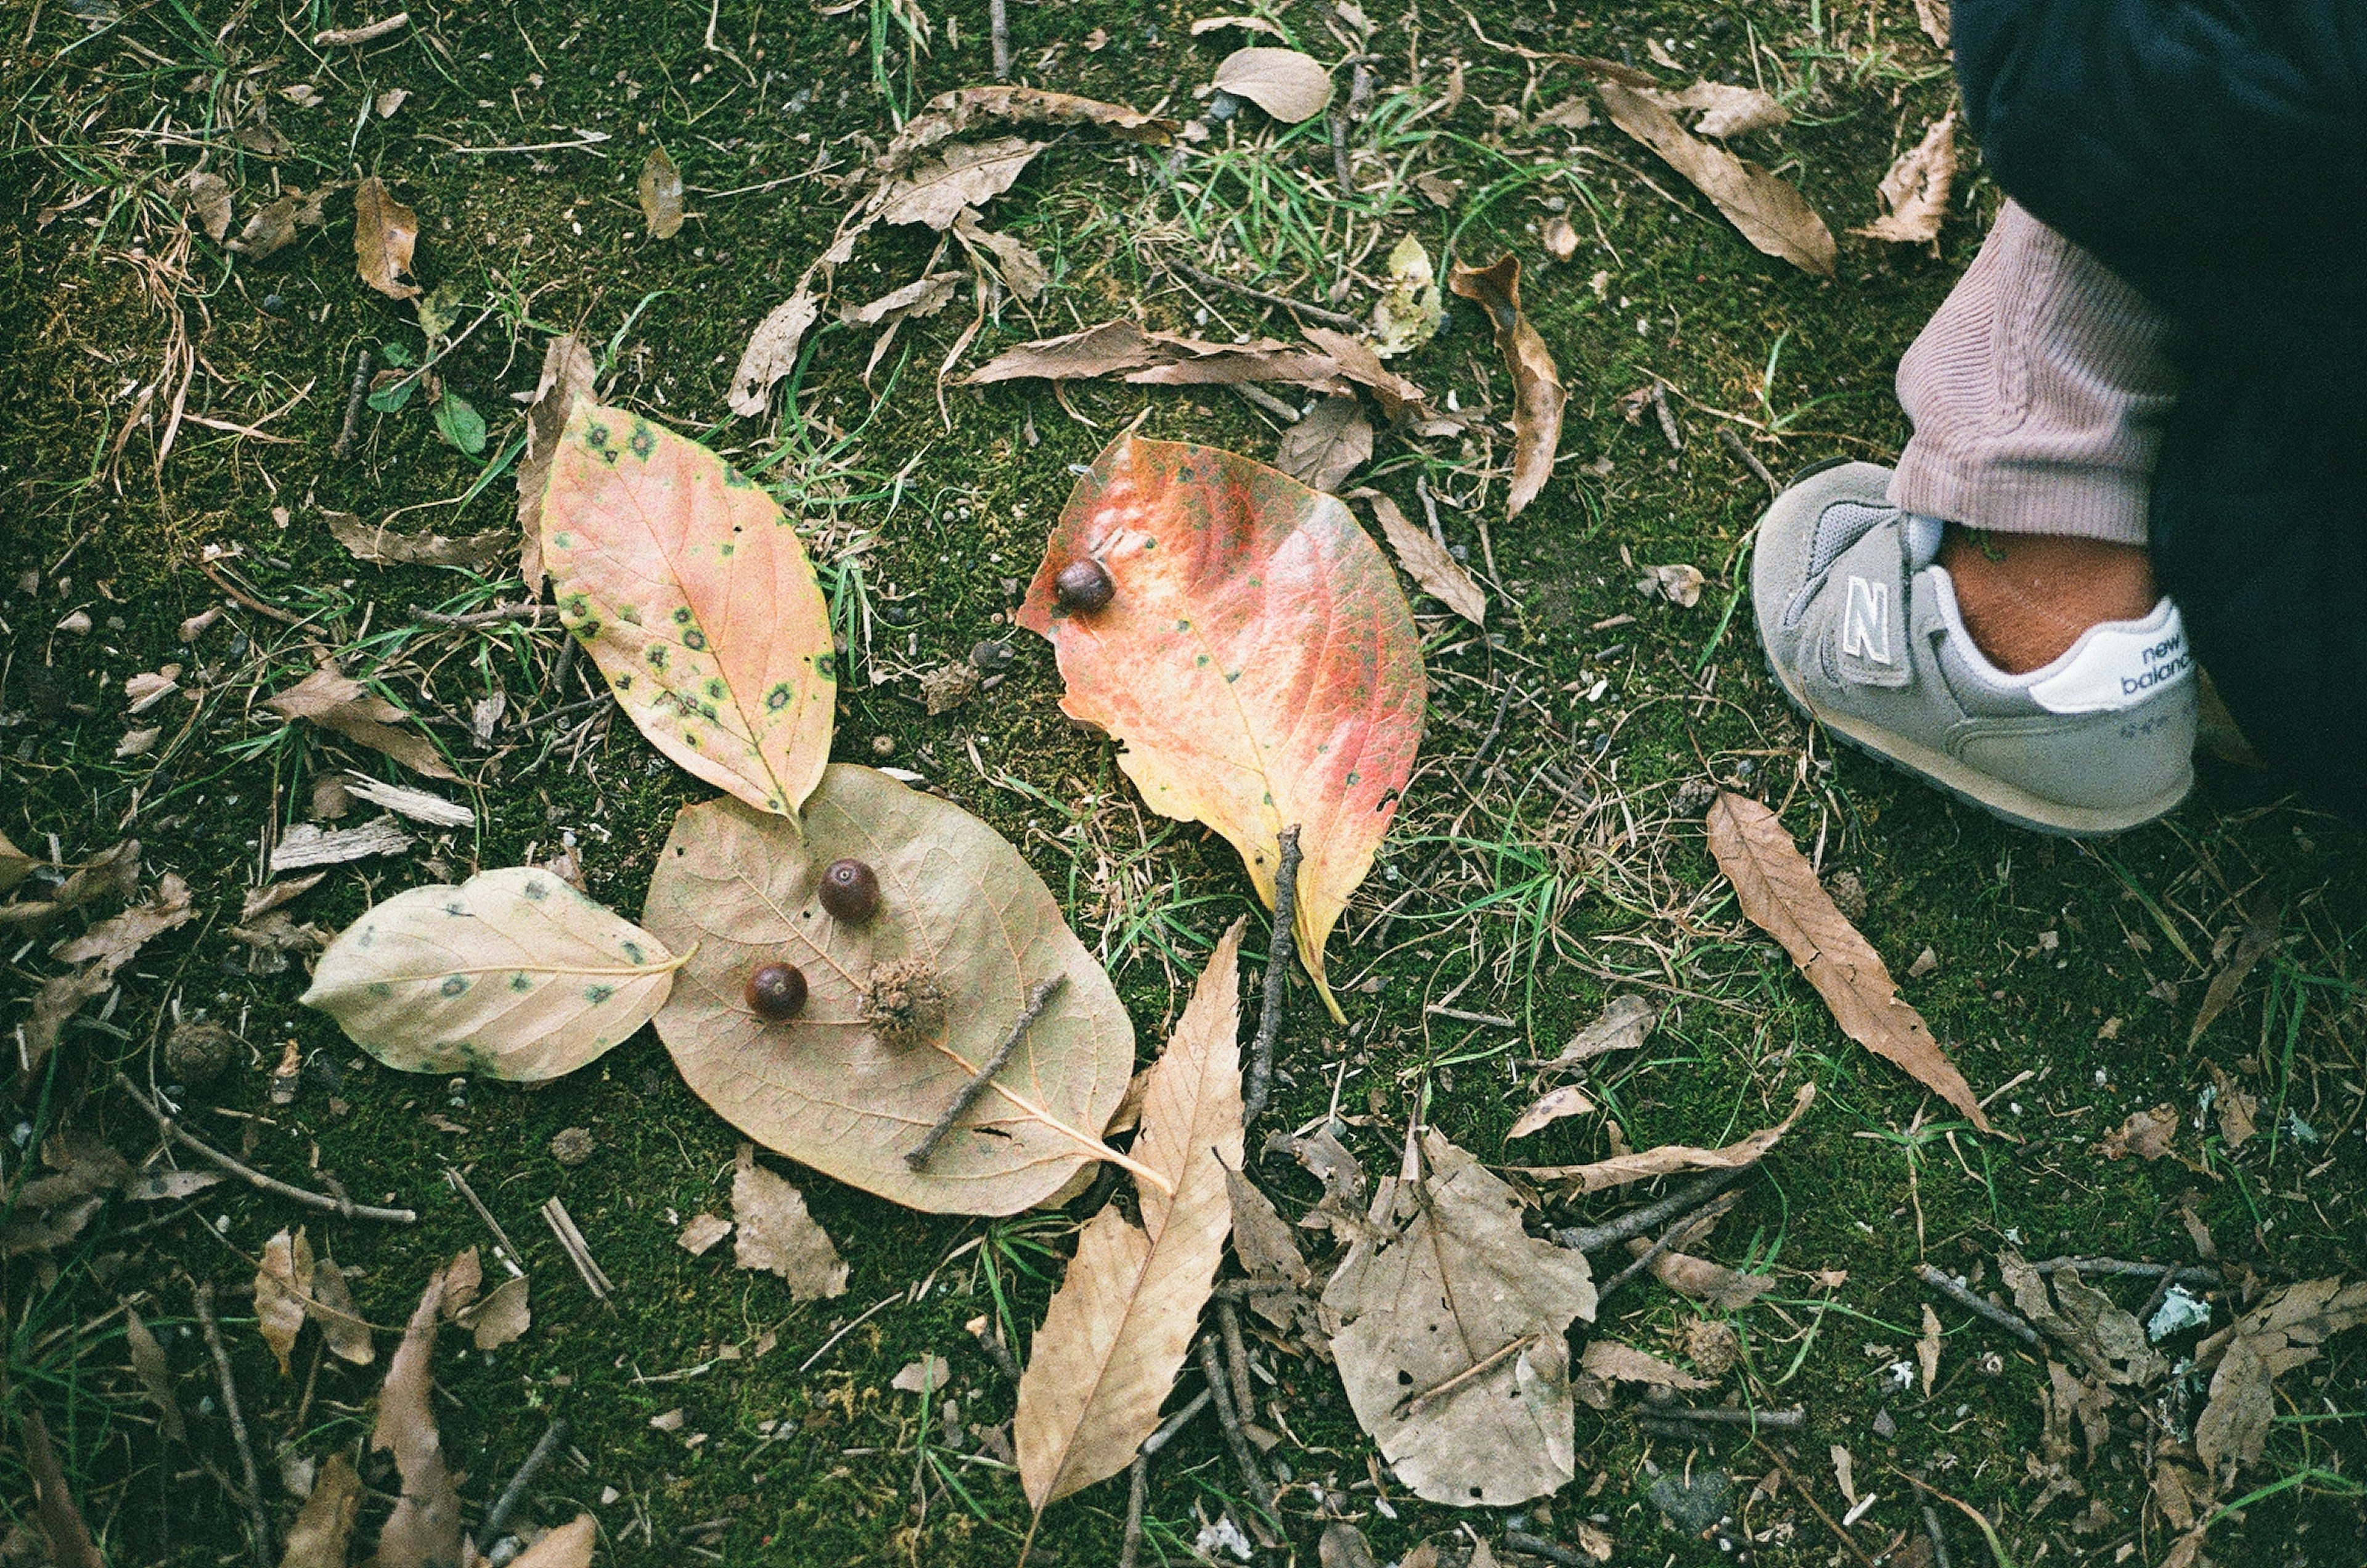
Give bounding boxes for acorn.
[745,962,809,1021]
[819,858,881,922]
[1053,557,1115,614]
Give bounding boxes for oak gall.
[1053,557,1115,614]
[745,962,809,1021]
[819,858,881,922]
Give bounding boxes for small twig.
[195,1280,273,1568]
[472,1417,568,1556]
[909,976,1066,1169]
[1650,379,1683,451]
[1241,827,1301,1124]
[1502,1531,1586,1566]
[1424,1004,1516,1028]
[1657,1405,1805,1431]
[1196,1335,1273,1503]
[331,346,371,460]
[198,560,306,626]
[409,602,547,629]
[965,1315,1023,1384]
[1145,1387,1213,1457]
[1915,1264,2042,1349]
[1328,108,1353,195]
[797,1291,901,1374]
[989,0,1009,79]
[2030,1256,2217,1284]
[540,1196,613,1299]
[1217,1300,1256,1419]
[1394,1333,1536,1419]
[1556,1163,1750,1255]
[1717,425,1778,496]
[1166,257,1363,332]
[1751,1435,1881,1568]
[1120,1389,1214,1568]
[1592,1210,1701,1306]
[1417,473,1447,547]
[1230,382,1302,423]
[117,1073,417,1222]
[1211,1278,1299,1300]
[443,1166,526,1278]
[313,10,408,46]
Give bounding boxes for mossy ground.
[3,1,2362,1565]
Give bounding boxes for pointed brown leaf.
[373,1267,462,1568]
[277,1452,361,1568]
[1274,394,1373,496]
[886,86,1175,170]
[730,1144,849,1301]
[1595,82,1836,277]
[255,1227,314,1376]
[1522,1082,1813,1187]
[1209,47,1333,123]
[1355,489,1486,626]
[1852,113,1957,244]
[1016,921,1245,1509]
[1707,793,1992,1130]
[637,145,684,239]
[877,137,1042,230]
[264,666,457,781]
[1447,255,1565,518]
[353,176,421,300]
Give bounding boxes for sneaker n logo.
[1841,576,1891,664]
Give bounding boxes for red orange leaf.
[541,402,835,817]
[1018,435,1425,1020]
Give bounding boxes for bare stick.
[1120,1390,1214,1568]
[1196,1335,1273,1503]
[331,346,371,459]
[1915,1264,2042,1349]
[1592,1214,1695,1306]
[1394,1333,1535,1419]
[1241,828,1301,1123]
[472,1416,569,1556]
[443,1166,526,1278]
[2031,1256,2217,1284]
[314,10,409,46]
[989,0,1008,79]
[117,1073,417,1223]
[909,976,1066,1169]
[1918,1493,1955,1568]
[195,1280,273,1568]
[1165,258,1363,332]
[409,602,547,629]
[1656,1405,1805,1431]
[1556,1163,1749,1255]
[1717,425,1777,496]
[1328,109,1353,196]
[1502,1532,1586,1567]
[1650,380,1683,451]
[1217,1300,1255,1419]
[540,1197,613,1298]
[1751,1435,1881,1568]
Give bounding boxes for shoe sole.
[1761,646,2189,838]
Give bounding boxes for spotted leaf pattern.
[1017,435,1426,1020]
[541,401,835,819]
[301,867,683,1080]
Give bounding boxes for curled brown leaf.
[1447,254,1565,518]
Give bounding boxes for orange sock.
[1938,526,2159,675]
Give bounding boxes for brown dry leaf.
[893,1354,950,1394]
[1265,1122,1370,1238]
[1645,563,1706,606]
[1322,1130,1597,1505]
[1192,14,1283,38]
[1708,793,1992,1130]
[353,176,421,300]
[176,170,232,242]
[951,208,1048,302]
[1912,0,1950,49]
[1447,254,1564,518]
[727,280,826,417]
[123,1307,186,1442]
[228,187,327,257]
[242,875,324,923]
[885,86,1175,169]
[517,333,597,592]
[1319,1522,1380,1568]
[2189,908,2281,1047]
[1580,1339,1712,1390]
[841,271,964,328]
[264,666,456,781]
[1550,994,1658,1068]
[1274,394,1373,496]
[509,1514,597,1568]
[326,511,507,572]
[1643,1245,1773,1310]
[1594,81,1836,278]
[1225,1163,1312,1331]
[730,1144,849,1301]
[1531,1082,1813,1191]
[1918,1304,1942,1396]
[255,1227,315,1376]
[2206,1063,2258,1149]
[1647,81,1791,139]
[1354,489,1485,626]
[1506,1084,1599,1141]
[374,1266,462,1568]
[637,145,684,239]
[311,1254,375,1365]
[2001,1251,2165,1386]
[23,873,194,1077]
[1209,47,1333,123]
[1852,113,1957,244]
[443,1247,483,1319]
[677,1213,732,1256]
[879,137,1042,230]
[2194,1276,2367,1478]
[966,319,1343,388]
[464,1274,531,1350]
[2100,1105,2180,1162]
[0,830,36,896]
[1016,919,1244,1509]
[642,772,1135,1215]
[277,1452,362,1568]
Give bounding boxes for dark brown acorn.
[1054,557,1115,614]
[819,858,881,922]
[745,962,808,1021]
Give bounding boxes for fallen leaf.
[731,1144,849,1301]
[264,666,457,781]
[1447,254,1564,518]
[1648,81,1789,140]
[1320,1522,1380,1568]
[1580,1339,1712,1390]
[1299,326,1438,425]
[1413,171,1460,208]
[1322,1131,1596,1504]
[2194,1276,2367,1479]
[1543,215,1579,261]
[1644,563,1705,606]
[1371,234,1442,359]
[122,666,181,716]
[1506,1084,1599,1141]
[1533,97,1595,131]
[377,87,410,119]
[1017,435,1426,1021]
[228,187,327,257]
[1209,47,1333,123]
[508,1514,597,1568]
[353,176,421,300]
[1707,793,1992,1131]
[2206,1063,2258,1150]
[373,1267,462,1568]
[1191,14,1283,37]
[0,830,36,895]
[541,401,836,817]
[311,1254,375,1365]
[727,280,827,418]
[1594,81,1836,278]
[1225,1162,1312,1331]
[326,511,507,572]
[1852,113,1956,244]
[123,1307,186,1443]
[965,319,1344,389]
[2189,908,2280,1047]
[517,333,598,592]
[22,874,194,1076]
[1265,1122,1370,1237]
[2001,1252,2165,1387]
[1274,394,1373,495]
[255,1227,314,1376]
[951,208,1048,302]
[302,866,682,1081]
[878,136,1042,230]
[1918,1304,1942,1396]
[176,170,232,242]
[464,1274,531,1350]
[268,817,413,873]
[637,145,685,238]
[841,271,964,328]
[1527,1083,1814,1191]
[885,86,1175,169]
[1355,489,1485,626]
[2099,1105,2179,1162]
[1018,920,1245,1508]
[1549,994,1657,1068]
[277,1452,361,1568]
[893,1354,952,1394]
[677,1212,732,1256]
[1912,0,1950,47]
[641,770,1135,1215]
[1643,1246,1772,1309]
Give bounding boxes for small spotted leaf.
[1016,435,1426,1021]
[540,401,835,820]
[301,867,683,1080]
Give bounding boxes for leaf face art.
[1017,435,1426,1020]
[302,867,682,1080]
[640,769,1135,1215]
[541,401,836,817]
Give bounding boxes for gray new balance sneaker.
[1752,461,2196,836]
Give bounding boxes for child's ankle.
[1937,526,2159,674]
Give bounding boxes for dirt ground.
[3,0,2363,1564]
